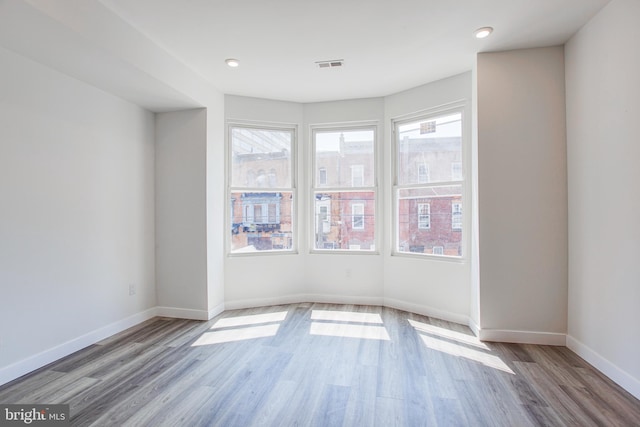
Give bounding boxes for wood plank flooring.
[1,303,639,426]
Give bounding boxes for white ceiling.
[0,0,611,109]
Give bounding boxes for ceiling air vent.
[316,59,344,69]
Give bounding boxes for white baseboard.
[224,294,308,311]
[478,328,566,346]
[468,318,481,337]
[307,293,385,307]
[225,294,469,327]
[207,302,225,320]
[224,293,385,311]
[383,297,470,326]
[156,306,211,321]
[567,335,640,400]
[0,308,157,387]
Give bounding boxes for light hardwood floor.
[1,303,639,426]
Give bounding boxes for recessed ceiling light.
[474,27,493,39]
[225,58,240,68]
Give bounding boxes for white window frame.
[310,122,379,254]
[226,122,297,256]
[392,102,467,260]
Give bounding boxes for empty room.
[1,0,639,425]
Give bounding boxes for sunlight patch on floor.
[191,310,288,346]
[408,319,489,350]
[192,324,280,346]
[212,311,288,329]
[310,321,390,341]
[311,310,383,324]
[418,333,514,374]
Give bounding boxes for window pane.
[230,191,293,252]
[313,191,375,251]
[397,185,462,257]
[231,127,292,188]
[315,129,374,187]
[397,113,462,185]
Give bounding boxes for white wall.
[223,96,306,307]
[470,62,481,333]
[565,0,640,398]
[303,98,386,303]
[476,47,568,343]
[206,98,226,317]
[0,47,156,383]
[155,109,209,319]
[384,72,472,324]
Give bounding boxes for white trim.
[478,328,566,346]
[224,294,385,311]
[207,302,226,320]
[383,297,469,326]
[224,294,309,311]
[0,308,157,387]
[567,335,640,400]
[306,294,384,306]
[156,306,211,321]
[225,295,469,327]
[468,317,481,337]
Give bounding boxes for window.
[418,203,430,229]
[451,162,462,181]
[352,203,365,230]
[318,167,327,186]
[418,164,430,183]
[394,108,464,258]
[452,202,462,230]
[351,165,364,187]
[228,125,295,253]
[315,197,331,235]
[312,126,376,251]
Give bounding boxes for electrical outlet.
[128,283,136,296]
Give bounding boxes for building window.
[228,125,295,253]
[351,165,364,187]
[394,108,464,258]
[318,167,327,186]
[315,197,331,235]
[352,203,365,230]
[418,203,430,229]
[418,164,430,183]
[312,125,377,251]
[451,162,462,181]
[452,202,462,230]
